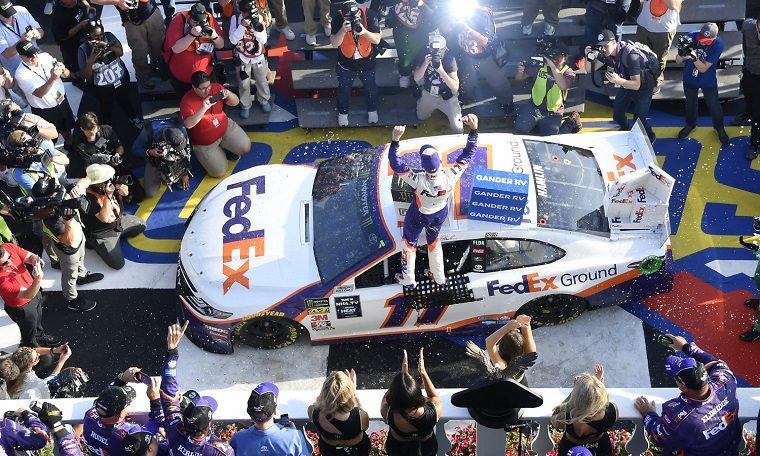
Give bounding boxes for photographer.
[90,0,167,91]
[231,382,311,455]
[584,29,659,143]
[329,0,381,126]
[8,129,69,194]
[7,345,84,398]
[71,113,145,202]
[77,21,142,128]
[81,164,146,270]
[160,322,234,456]
[412,34,462,133]
[0,242,60,349]
[742,13,760,160]
[0,0,44,75]
[675,23,729,146]
[0,406,49,455]
[14,40,76,149]
[229,0,271,117]
[51,0,95,77]
[181,71,249,177]
[385,0,437,89]
[133,117,191,197]
[0,100,59,145]
[83,372,145,456]
[449,6,513,115]
[163,3,224,94]
[514,40,580,136]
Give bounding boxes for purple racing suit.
[642,343,741,456]
[160,350,234,456]
[53,426,85,456]
[389,131,477,285]
[0,413,49,455]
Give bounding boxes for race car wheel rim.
[235,316,300,349]
[516,295,587,328]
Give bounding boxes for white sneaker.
[338,113,349,126]
[367,111,378,124]
[0,168,18,187]
[522,24,533,35]
[276,25,296,41]
[323,25,331,37]
[395,273,417,288]
[306,33,317,46]
[399,76,410,88]
[544,23,556,36]
[44,1,53,15]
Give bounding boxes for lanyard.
[1,17,20,38]
[22,62,49,82]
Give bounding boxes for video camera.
[676,34,698,57]
[0,183,90,222]
[152,141,192,189]
[337,0,362,33]
[0,140,51,169]
[47,369,90,398]
[0,100,39,138]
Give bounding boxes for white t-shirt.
[0,7,40,73]
[637,0,680,33]
[15,52,66,109]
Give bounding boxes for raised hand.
[594,364,604,383]
[401,349,408,374]
[418,347,427,375]
[392,125,406,141]
[167,320,189,350]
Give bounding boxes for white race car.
[177,122,674,354]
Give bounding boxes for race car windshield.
[312,148,393,284]
[524,140,610,235]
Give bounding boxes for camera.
[0,184,90,222]
[0,101,39,138]
[196,14,214,37]
[676,34,698,57]
[124,0,138,9]
[338,0,362,33]
[429,41,442,69]
[47,369,89,398]
[239,1,264,33]
[112,174,133,186]
[90,153,122,166]
[151,141,191,188]
[89,39,111,56]
[586,44,607,64]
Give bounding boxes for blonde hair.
[313,371,357,419]
[553,374,608,425]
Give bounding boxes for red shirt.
[180,83,229,145]
[0,243,33,308]
[164,12,223,83]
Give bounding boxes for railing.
[3,388,759,455]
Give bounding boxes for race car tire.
[516,294,587,328]
[234,314,302,349]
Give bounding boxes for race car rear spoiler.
[603,120,674,245]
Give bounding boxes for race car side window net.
[471,239,565,273]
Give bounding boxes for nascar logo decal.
[222,176,266,294]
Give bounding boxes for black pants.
[743,69,760,147]
[683,82,723,129]
[612,86,655,142]
[87,79,140,125]
[4,293,44,348]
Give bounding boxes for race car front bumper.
[176,260,237,354]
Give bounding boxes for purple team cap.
[664,355,697,377]
[419,145,440,173]
[566,447,593,456]
[247,382,279,422]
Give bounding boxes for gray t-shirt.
[743,19,760,75]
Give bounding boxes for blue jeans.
[336,63,378,115]
[584,0,631,45]
[613,86,655,141]
[683,82,724,129]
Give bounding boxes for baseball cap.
[15,40,40,58]
[123,430,153,456]
[419,145,441,173]
[182,395,218,434]
[0,0,17,19]
[665,355,708,389]
[247,382,278,422]
[429,33,446,49]
[566,447,593,456]
[595,29,616,46]
[163,128,186,148]
[95,385,136,417]
[189,3,207,21]
[697,23,719,44]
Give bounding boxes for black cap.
[123,431,153,456]
[95,385,136,417]
[31,175,56,198]
[189,3,207,21]
[0,0,17,19]
[163,128,186,148]
[16,39,40,58]
[182,395,217,434]
[247,382,278,422]
[595,29,616,45]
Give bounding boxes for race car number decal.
[222,176,266,294]
[381,295,446,328]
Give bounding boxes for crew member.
[0,406,51,455]
[634,335,740,455]
[676,23,730,146]
[83,376,142,456]
[389,114,479,288]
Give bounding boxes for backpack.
[620,40,660,90]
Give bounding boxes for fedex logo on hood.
[222,176,266,294]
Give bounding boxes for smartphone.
[135,371,151,385]
[25,25,32,33]
[279,414,290,427]
[656,334,674,346]
[209,91,225,103]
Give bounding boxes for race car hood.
[180,164,319,309]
